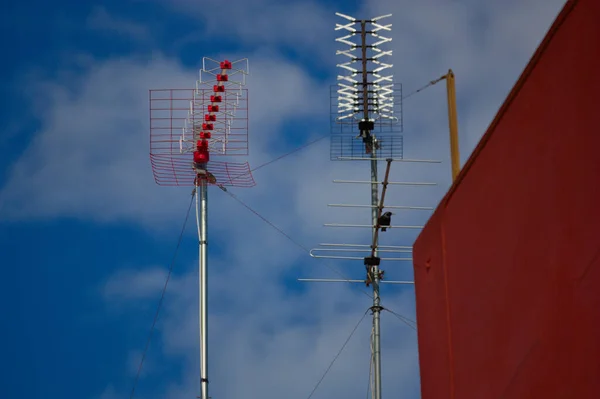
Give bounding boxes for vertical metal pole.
[197,180,209,399]
[371,156,382,399]
[445,69,461,182]
[361,19,382,399]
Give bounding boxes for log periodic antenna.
[299,13,440,399]
[149,57,252,399]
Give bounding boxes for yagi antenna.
[300,13,441,399]
[149,57,252,399]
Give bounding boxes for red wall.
[412,0,600,398]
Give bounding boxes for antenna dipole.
[149,57,252,399]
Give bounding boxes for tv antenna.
[299,13,441,399]
[149,57,252,399]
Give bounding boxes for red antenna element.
[149,58,252,188]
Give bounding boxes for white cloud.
[103,267,171,301]
[159,0,338,63]
[87,6,151,42]
[0,54,195,225]
[97,385,119,399]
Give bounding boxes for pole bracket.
[370,305,384,313]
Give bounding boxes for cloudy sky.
[0,0,566,398]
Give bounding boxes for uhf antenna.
[149,58,252,399]
[300,13,440,399]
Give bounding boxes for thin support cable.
[250,136,327,175]
[401,75,445,101]
[223,189,310,251]
[383,308,417,331]
[306,309,370,399]
[229,136,327,184]
[220,189,375,300]
[129,189,196,399]
[225,179,420,327]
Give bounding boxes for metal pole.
[371,155,382,399]
[197,180,209,399]
[361,19,382,399]
[445,69,461,182]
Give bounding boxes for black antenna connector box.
[364,256,381,266]
[358,121,375,131]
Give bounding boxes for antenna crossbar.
[319,243,412,249]
[334,157,441,162]
[324,224,424,229]
[311,255,413,262]
[298,278,414,285]
[333,179,437,186]
[309,254,413,261]
[312,248,411,253]
[328,204,434,210]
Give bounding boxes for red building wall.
[412,0,600,397]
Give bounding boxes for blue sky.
[0,1,566,398]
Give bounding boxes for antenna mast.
[338,14,395,399]
[149,58,252,399]
[301,12,441,399]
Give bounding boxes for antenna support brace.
[364,256,381,266]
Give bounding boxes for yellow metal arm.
[444,69,461,182]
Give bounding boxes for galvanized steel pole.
[361,19,383,399]
[198,181,209,399]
